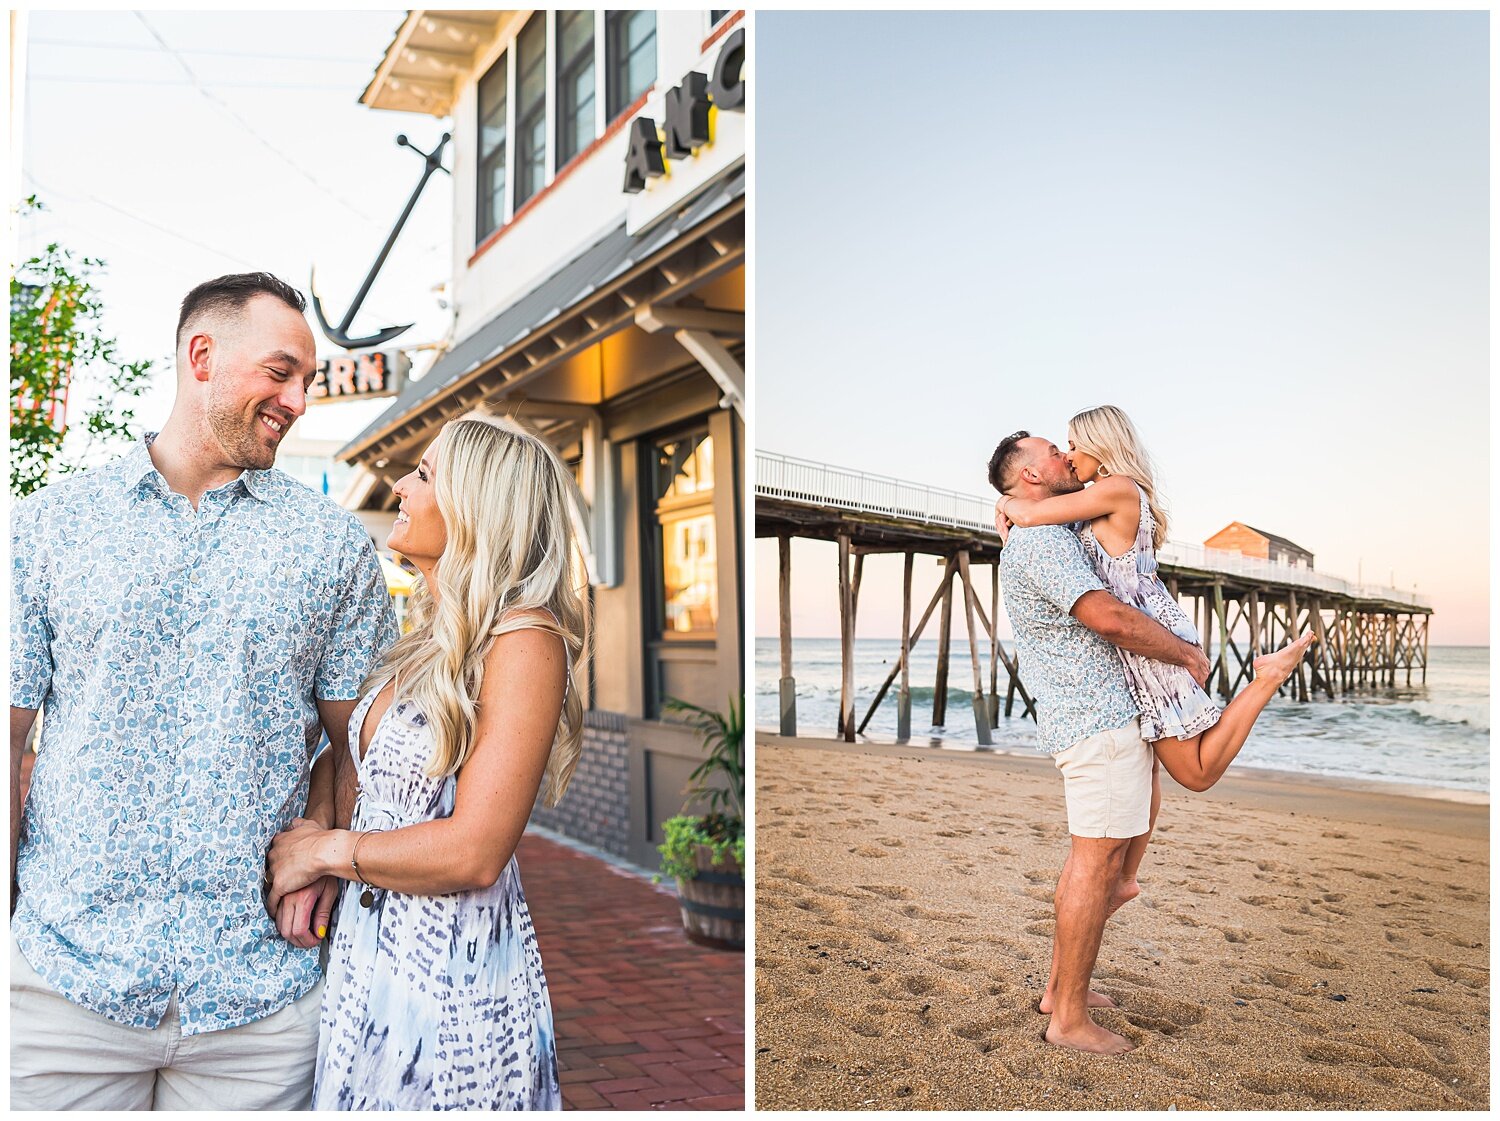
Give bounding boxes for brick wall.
[530,708,632,860]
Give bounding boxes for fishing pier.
[757,452,1433,745]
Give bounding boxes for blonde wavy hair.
[1067,404,1170,551]
[365,412,589,806]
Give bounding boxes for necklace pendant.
[359,888,375,908]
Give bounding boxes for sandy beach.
[753,736,1489,1110]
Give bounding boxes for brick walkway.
[517,833,746,1111]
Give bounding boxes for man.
[10,273,397,1109]
[988,431,1209,1056]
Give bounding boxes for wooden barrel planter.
[675,844,744,950]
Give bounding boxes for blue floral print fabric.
[999,524,1141,755]
[10,436,397,1036]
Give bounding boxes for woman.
[266,412,586,1111]
[996,405,1312,906]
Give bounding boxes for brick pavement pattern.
[517,833,746,1111]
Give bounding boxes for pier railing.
[757,451,1430,611]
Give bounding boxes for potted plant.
[657,696,744,950]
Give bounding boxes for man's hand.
[1186,646,1211,690]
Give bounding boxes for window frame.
[513,12,548,208]
[554,10,597,168]
[605,9,657,122]
[475,49,510,243]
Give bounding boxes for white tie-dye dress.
[1075,482,1222,742]
[311,687,561,1111]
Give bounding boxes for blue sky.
[752,10,1488,645]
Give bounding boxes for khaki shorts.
[1052,722,1153,839]
[10,932,321,1110]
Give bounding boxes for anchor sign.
[311,132,451,351]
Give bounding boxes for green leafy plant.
[11,197,156,498]
[656,814,745,881]
[657,695,744,879]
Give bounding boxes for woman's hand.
[993,496,1014,545]
[266,818,344,924]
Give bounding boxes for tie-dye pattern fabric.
[312,687,561,1111]
[9,436,398,1035]
[1077,483,1222,741]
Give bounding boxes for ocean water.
[754,639,1489,796]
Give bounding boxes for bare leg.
[1155,634,1315,793]
[1039,850,1116,1013]
[1045,835,1134,1054]
[1112,754,1160,913]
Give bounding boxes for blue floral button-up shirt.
[999,525,1140,755]
[10,437,397,1035]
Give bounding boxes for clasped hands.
[264,817,342,949]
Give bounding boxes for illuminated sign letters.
[308,349,410,404]
[623,27,745,194]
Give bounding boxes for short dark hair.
[176,272,306,348]
[987,430,1031,493]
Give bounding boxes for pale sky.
[752,11,1488,647]
[14,10,454,453]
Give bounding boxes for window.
[514,14,547,207]
[556,11,596,167]
[475,52,508,241]
[650,430,717,638]
[710,10,731,25]
[606,10,656,120]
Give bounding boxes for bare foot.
[1038,989,1117,1014]
[1253,632,1316,688]
[1045,1018,1135,1055]
[1106,877,1141,918]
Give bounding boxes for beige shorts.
[1052,722,1153,839]
[10,932,321,1110]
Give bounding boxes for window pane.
[661,513,717,635]
[476,53,508,240]
[515,14,547,205]
[557,11,595,166]
[652,431,716,637]
[607,10,656,119]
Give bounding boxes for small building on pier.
[1205,522,1315,569]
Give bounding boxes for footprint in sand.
[850,845,889,859]
[1261,969,1316,994]
[899,903,973,924]
[950,1016,1006,1052]
[876,837,905,849]
[860,884,913,900]
[1298,947,1347,970]
[930,955,979,974]
[1238,1071,1364,1104]
[1424,959,1487,989]
[1221,927,1252,944]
